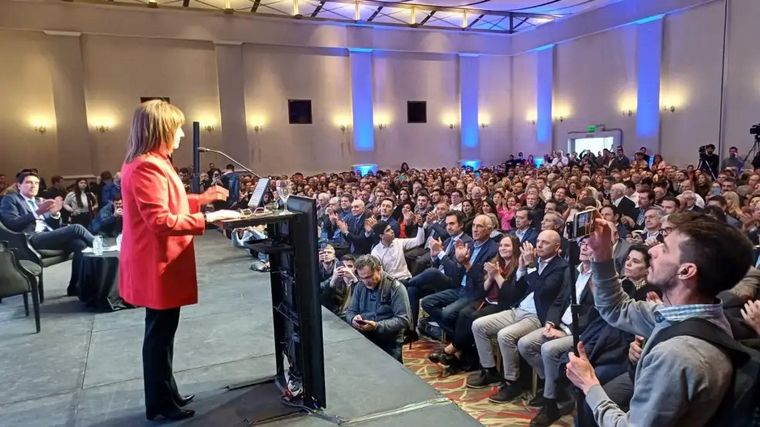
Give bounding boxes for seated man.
[90,194,123,237]
[566,213,752,427]
[468,230,570,403]
[0,171,94,296]
[405,210,472,331]
[345,255,411,362]
[510,207,539,245]
[421,214,498,335]
[322,254,357,316]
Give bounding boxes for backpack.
[649,318,760,427]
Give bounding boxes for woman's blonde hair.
[124,100,185,163]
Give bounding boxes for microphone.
[198,147,260,178]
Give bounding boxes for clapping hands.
[454,240,471,264]
[519,242,536,269]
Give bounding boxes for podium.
[219,196,326,412]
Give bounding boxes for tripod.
[743,134,760,171]
[697,154,717,181]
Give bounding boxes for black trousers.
[29,224,94,286]
[143,307,183,412]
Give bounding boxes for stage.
[0,232,481,427]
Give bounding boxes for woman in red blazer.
[119,100,236,421]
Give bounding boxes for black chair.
[0,241,41,332]
[0,219,71,303]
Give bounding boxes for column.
[348,48,376,173]
[635,16,664,155]
[215,42,250,167]
[459,54,480,167]
[45,31,94,176]
[536,44,555,151]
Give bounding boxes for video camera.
[751,123,760,136]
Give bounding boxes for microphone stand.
[198,147,261,179]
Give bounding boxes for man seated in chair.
[0,171,94,296]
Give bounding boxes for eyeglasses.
[660,226,673,236]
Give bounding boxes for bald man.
[468,230,571,404]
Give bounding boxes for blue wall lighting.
[353,163,378,176]
[534,158,545,168]
[460,159,481,170]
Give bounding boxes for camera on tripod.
[750,123,760,136]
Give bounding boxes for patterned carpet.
[404,339,575,426]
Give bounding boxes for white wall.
[660,1,724,166]
[478,54,512,166]
[243,45,352,176]
[553,25,637,154]
[722,0,760,160]
[373,51,459,170]
[0,30,58,176]
[83,35,222,172]
[511,52,537,157]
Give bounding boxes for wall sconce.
[203,124,215,133]
[662,105,676,113]
[147,0,158,8]
[94,125,110,133]
[33,125,47,135]
[480,122,489,128]
[448,123,456,129]
[377,123,387,130]
[340,124,350,133]
[527,119,536,125]
[554,116,566,123]
[622,109,635,117]
[252,125,263,133]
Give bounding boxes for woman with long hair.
[119,100,238,421]
[63,178,97,227]
[428,235,522,371]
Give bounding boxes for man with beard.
[566,213,753,427]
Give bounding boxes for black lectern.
[220,196,326,410]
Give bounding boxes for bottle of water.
[116,233,122,251]
[93,236,104,256]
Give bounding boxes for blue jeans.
[421,288,475,334]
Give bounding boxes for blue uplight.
[461,159,481,170]
[354,164,378,176]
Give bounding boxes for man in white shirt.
[450,190,464,211]
[370,215,425,282]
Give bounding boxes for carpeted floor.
[404,339,574,427]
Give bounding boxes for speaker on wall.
[407,101,427,123]
[288,100,313,124]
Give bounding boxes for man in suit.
[523,239,596,426]
[421,214,498,334]
[336,199,371,255]
[406,210,472,330]
[468,230,570,403]
[0,171,94,295]
[511,207,539,245]
[405,201,449,275]
[611,221,632,274]
[610,183,637,221]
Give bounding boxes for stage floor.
[0,232,481,427]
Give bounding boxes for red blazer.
[119,151,205,309]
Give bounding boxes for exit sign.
[587,125,597,133]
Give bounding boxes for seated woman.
[427,235,521,372]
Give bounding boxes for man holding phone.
[345,255,411,362]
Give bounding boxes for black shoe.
[529,390,547,407]
[488,382,522,403]
[529,400,560,427]
[66,286,77,297]
[176,394,195,407]
[466,368,502,389]
[438,352,459,366]
[146,408,195,421]
[428,351,445,364]
[403,330,419,345]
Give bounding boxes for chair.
[0,242,41,332]
[0,219,72,303]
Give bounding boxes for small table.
[77,250,132,312]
